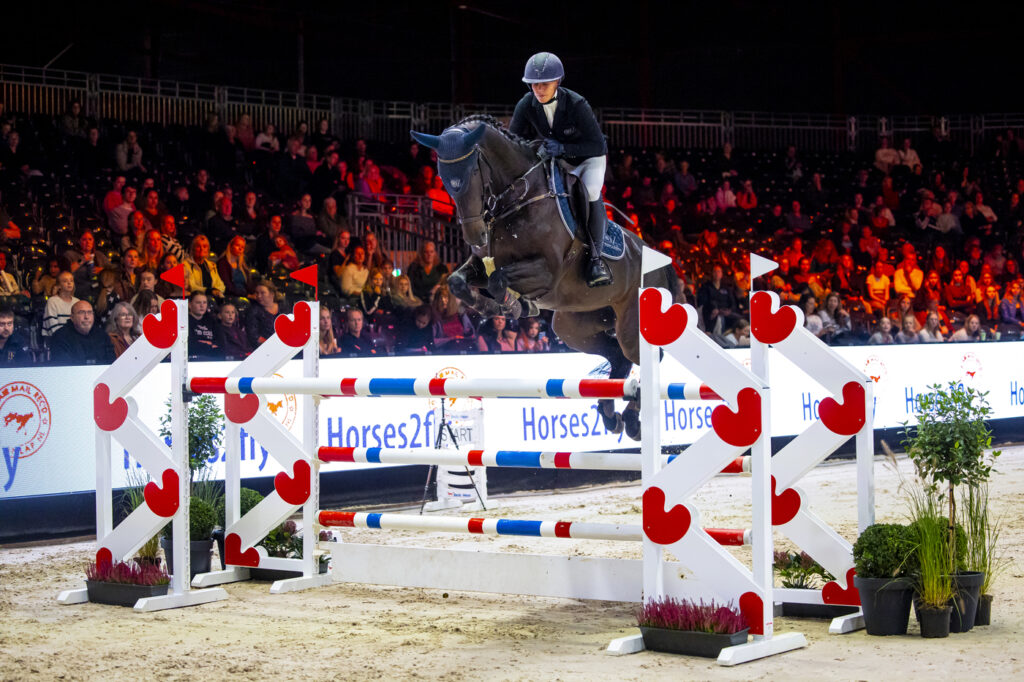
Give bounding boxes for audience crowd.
[1,97,1023,367]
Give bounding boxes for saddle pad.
[550,159,625,261]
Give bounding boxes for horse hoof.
[623,410,641,441]
[602,411,624,435]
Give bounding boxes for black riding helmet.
[522,52,564,84]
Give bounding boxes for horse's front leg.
[449,255,506,318]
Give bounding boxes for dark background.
[2,1,1023,113]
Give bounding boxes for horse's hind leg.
[552,308,633,435]
[614,296,643,440]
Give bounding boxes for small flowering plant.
[635,597,748,635]
[86,560,170,586]
[774,550,835,589]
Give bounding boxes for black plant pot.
[853,575,913,636]
[918,604,952,638]
[249,562,329,581]
[160,537,214,579]
[975,594,992,626]
[640,627,749,657]
[781,602,860,619]
[85,580,170,607]
[212,527,225,570]
[949,571,984,633]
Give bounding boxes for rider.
[509,52,612,287]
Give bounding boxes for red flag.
[290,264,319,299]
[160,263,186,298]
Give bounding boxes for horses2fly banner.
[3,343,1023,499]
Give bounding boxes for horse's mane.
[454,114,534,152]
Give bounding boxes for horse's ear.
[464,125,486,148]
[410,130,440,150]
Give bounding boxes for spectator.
[338,307,375,356]
[207,197,237,250]
[515,317,549,352]
[895,314,920,344]
[898,137,921,169]
[721,318,751,348]
[476,315,517,352]
[785,201,810,234]
[255,214,286,268]
[31,257,63,297]
[362,230,389,272]
[103,176,127,214]
[139,188,167,231]
[319,306,341,357]
[0,306,30,365]
[0,131,34,179]
[217,235,254,297]
[316,197,347,244]
[268,234,301,272]
[427,176,456,218]
[217,302,250,358]
[304,145,321,175]
[235,113,255,151]
[736,180,758,211]
[696,265,738,334]
[276,135,311,201]
[918,311,946,342]
[155,253,185,299]
[818,291,852,343]
[142,228,168,272]
[158,215,186,261]
[105,301,141,358]
[184,235,225,297]
[119,210,147,253]
[43,271,79,336]
[339,245,369,298]
[395,304,435,354]
[131,273,163,313]
[254,124,280,153]
[714,181,736,212]
[50,300,115,364]
[673,159,697,198]
[186,291,223,358]
[288,193,328,255]
[864,261,891,314]
[977,284,1002,328]
[800,293,824,338]
[0,251,24,296]
[115,130,146,174]
[430,284,474,352]
[189,169,213,216]
[867,317,894,345]
[358,268,394,327]
[407,240,448,304]
[950,314,983,342]
[246,281,280,347]
[391,274,422,311]
[67,230,111,298]
[235,191,264,236]
[999,281,1024,329]
[925,245,953,278]
[78,126,107,176]
[893,253,924,298]
[944,268,974,314]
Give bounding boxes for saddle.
[548,159,625,260]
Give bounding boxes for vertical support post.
[170,298,189,597]
[95,428,112,539]
[749,292,773,640]
[856,379,875,533]
[302,302,320,577]
[639,291,662,604]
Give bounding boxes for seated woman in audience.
[817,291,852,344]
[362,230,390,272]
[430,283,475,352]
[950,314,983,342]
[977,284,1002,328]
[184,234,225,298]
[319,305,341,357]
[358,267,394,329]
[406,240,447,302]
[246,281,280,347]
[339,245,369,299]
[132,289,162,319]
[142,228,166,271]
[124,211,150,253]
[999,281,1024,330]
[867,316,894,345]
[106,301,141,358]
[476,315,517,352]
[218,302,251,358]
[217,235,254,297]
[391,274,422,312]
[895,315,920,344]
[800,293,824,337]
[395,304,435,354]
[918,310,947,342]
[186,291,223,358]
[973,269,996,304]
[721,319,750,348]
[155,253,185,299]
[516,317,550,352]
[887,295,918,332]
[268,234,301,272]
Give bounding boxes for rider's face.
[530,80,558,105]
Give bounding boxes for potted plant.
[635,597,748,657]
[908,487,956,638]
[250,520,331,581]
[774,550,858,619]
[851,523,916,635]
[160,496,217,579]
[213,487,266,569]
[961,484,1007,626]
[85,560,170,607]
[903,382,1000,633]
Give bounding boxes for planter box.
[161,538,213,579]
[781,602,860,619]
[640,627,749,657]
[85,580,169,607]
[250,563,329,582]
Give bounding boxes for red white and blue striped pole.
[318,447,749,474]
[189,376,721,401]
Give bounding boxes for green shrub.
[852,523,915,579]
[215,487,264,526]
[189,496,216,541]
[909,516,967,572]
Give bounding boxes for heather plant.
[635,597,748,634]
[87,560,170,586]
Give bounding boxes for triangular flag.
[641,246,673,276]
[750,253,778,280]
[291,264,319,299]
[160,263,186,297]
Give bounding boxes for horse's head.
[411,123,490,248]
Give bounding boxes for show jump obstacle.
[63,249,873,665]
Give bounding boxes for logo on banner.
[432,366,479,411]
[960,352,983,384]
[863,356,888,384]
[264,373,297,431]
[1,382,51,458]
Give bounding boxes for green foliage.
[908,486,955,608]
[909,516,966,572]
[189,496,216,541]
[262,520,302,557]
[773,550,835,589]
[159,394,225,485]
[122,468,161,561]
[852,523,916,579]
[215,487,265,526]
[961,484,1008,594]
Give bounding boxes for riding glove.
[542,138,565,158]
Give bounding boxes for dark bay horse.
[411,116,681,439]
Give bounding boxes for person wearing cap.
[509,52,612,288]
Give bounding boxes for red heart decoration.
[739,592,764,635]
[819,381,866,436]
[93,383,129,432]
[142,299,179,349]
[771,476,802,525]
[95,547,113,571]
[144,468,180,518]
[638,288,687,346]
[711,387,762,447]
[822,568,861,606]
[275,301,312,347]
[224,532,261,567]
[642,486,692,545]
[224,393,260,424]
[275,460,312,506]
[750,291,798,344]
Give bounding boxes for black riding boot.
[585,199,613,287]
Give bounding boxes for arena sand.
[2,447,1023,681]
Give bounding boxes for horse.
[411,116,682,439]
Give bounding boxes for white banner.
[2,342,1022,499]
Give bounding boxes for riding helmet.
[521,52,564,84]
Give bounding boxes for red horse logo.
[4,412,34,432]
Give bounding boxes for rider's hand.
[542,139,565,158]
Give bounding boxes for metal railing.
[346,192,464,270]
